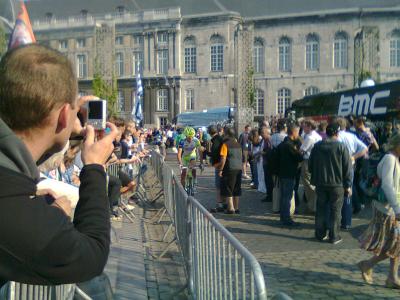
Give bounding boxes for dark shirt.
[277,137,303,179]
[210,134,223,166]
[0,165,110,286]
[309,138,352,188]
[262,138,272,166]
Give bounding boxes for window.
[254,89,265,116]
[117,90,125,111]
[81,9,88,17]
[76,54,87,78]
[306,34,319,70]
[184,37,197,73]
[157,89,168,111]
[45,12,53,23]
[334,32,348,69]
[115,36,124,46]
[210,35,224,72]
[59,40,68,50]
[159,117,168,127]
[115,52,124,77]
[76,38,86,48]
[279,37,291,72]
[133,35,144,46]
[78,91,87,97]
[157,32,168,44]
[304,86,320,96]
[185,89,194,111]
[116,6,125,16]
[277,88,291,115]
[158,49,169,74]
[253,39,264,73]
[133,51,144,75]
[390,31,400,67]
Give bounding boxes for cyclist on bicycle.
[177,127,203,188]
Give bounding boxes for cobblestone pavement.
[164,153,400,300]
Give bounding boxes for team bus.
[174,106,234,129]
[290,80,400,122]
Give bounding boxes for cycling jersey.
[179,138,201,164]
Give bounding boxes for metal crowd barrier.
[149,150,267,299]
[0,282,91,300]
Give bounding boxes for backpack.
[359,152,387,203]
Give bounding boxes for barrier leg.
[156,237,177,259]
[162,223,173,242]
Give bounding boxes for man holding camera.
[0,44,118,286]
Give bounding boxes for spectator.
[378,122,394,147]
[271,120,287,148]
[249,129,261,189]
[219,127,243,214]
[336,117,368,230]
[208,125,225,213]
[309,122,352,245]
[358,134,400,288]
[317,121,328,140]
[238,125,251,179]
[277,123,303,226]
[260,126,274,202]
[0,44,118,286]
[300,120,322,213]
[355,117,379,153]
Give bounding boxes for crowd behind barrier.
[149,150,268,300]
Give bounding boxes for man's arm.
[352,136,368,161]
[342,146,352,190]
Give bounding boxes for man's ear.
[55,104,70,134]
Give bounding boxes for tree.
[92,71,118,118]
[0,26,7,58]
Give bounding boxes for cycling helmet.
[183,127,195,138]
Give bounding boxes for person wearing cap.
[309,122,352,245]
[358,133,400,289]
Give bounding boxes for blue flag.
[133,62,143,123]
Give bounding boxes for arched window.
[306,34,319,70]
[254,89,265,116]
[184,36,197,73]
[279,37,291,72]
[210,35,224,72]
[390,30,400,67]
[334,32,348,69]
[304,86,320,96]
[253,38,264,73]
[277,88,291,115]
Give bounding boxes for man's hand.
[81,122,119,165]
[52,196,72,217]
[36,189,72,217]
[344,187,352,197]
[218,170,223,178]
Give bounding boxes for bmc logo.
[338,90,390,116]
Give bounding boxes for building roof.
[1,0,400,23]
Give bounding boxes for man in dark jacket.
[218,127,243,214]
[0,44,118,286]
[277,123,303,226]
[309,122,352,245]
[208,125,225,213]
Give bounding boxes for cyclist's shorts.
[182,156,196,167]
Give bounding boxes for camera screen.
[88,101,103,119]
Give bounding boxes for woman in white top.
[358,134,400,289]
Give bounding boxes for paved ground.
[104,166,187,300]
[164,152,400,300]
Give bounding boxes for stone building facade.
[21,0,400,126]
